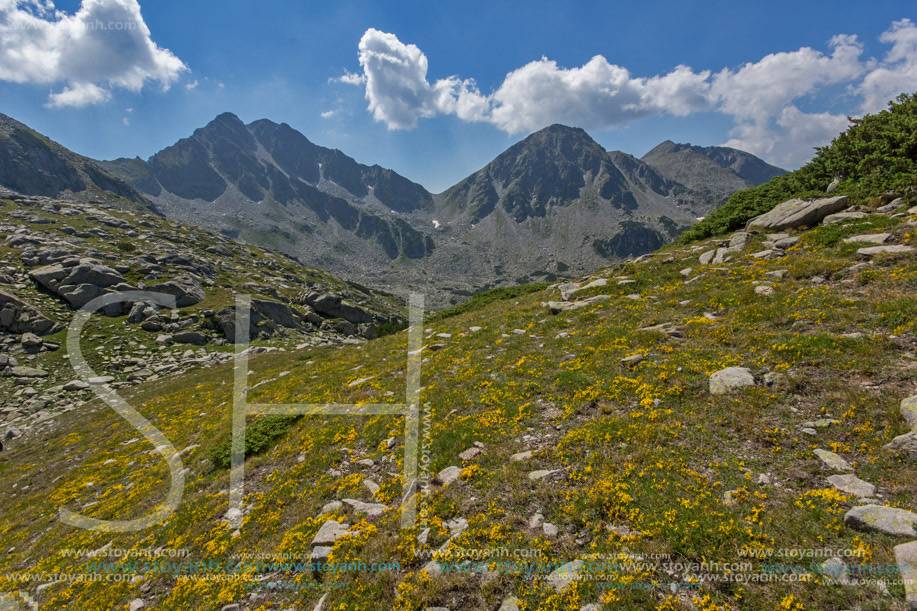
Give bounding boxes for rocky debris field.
[0,187,405,444]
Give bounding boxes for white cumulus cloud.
[0,0,187,107]
[859,18,917,113]
[340,21,917,167]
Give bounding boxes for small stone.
[543,522,559,537]
[458,447,482,461]
[709,367,755,394]
[814,448,853,472]
[320,500,342,514]
[528,469,560,481]
[754,284,775,296]
[827,474,877,498]
[436,466,462,485]
[341,499,387,517]
[312,520,350,545]
[311,546,332,561]
[510,450,533,462]
[818,557,853,585]
[63,380,90,391]
[844,505,917,537]
[620,353,645,366]
[364,479,379,496]
[547,560,584,593]
[498,597,521,611]
[529,512,544,529]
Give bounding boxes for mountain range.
[0,111,785,306]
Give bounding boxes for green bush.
[680,92,917,243]
[209,415,299,469]
[429,281,552,322]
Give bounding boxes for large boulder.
[147,276,205,307]
[309,294,373,324]
[58,283,107,309]
[60,261,125,288]
[28,263,69,292]
[709,367,755,394]
[884,432,917,461]
[252,299,306,330]
[746,196,849,231]
[0,289,61,335]
[844,505,917,537]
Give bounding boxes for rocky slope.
[0,185,405,444]
[0,114,152,210]
[0,188,915,610]
[93,115,780,307]
[641,140,787,212]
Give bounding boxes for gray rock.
[773,237,799,249]
[129,599,145,611]
[844,505,917,537]
[20,332,42,347]
[827,474,876,498]
[172,332,209,346]
[823,211,868,226]
[884,432,917,460]
[311,520,350,546]
[814,449,853,472]
[63,380,90,391]
[58,283,107,308]
[893,540,917,610]
[436,466,462,485]
[498,598,521,611]
[309,294,373,324]
[621,353,645,366]
[699,249,717,265]
[709,367,755,394]
[902,395,917,431]
[843,233,891,245]
[458,447,482,461]
[547,559,584,593]
[818,557,853,585]
[858,245,914,256]
[60,262,125,288]
[546,295,609,313]
[528,469,560,481]
[147,276,205,307]
[510,451,533,462]
[747,196,849,230]
[311,546,332,562]
[28,263,68,291]
[7,366,47,378]
[341,499,387,517]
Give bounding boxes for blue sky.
[0,0,915,192]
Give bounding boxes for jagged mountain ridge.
[0,113,153,211]
[641,139,787,211]
[0,112,784,306]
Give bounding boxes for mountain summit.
[0,113,783,306]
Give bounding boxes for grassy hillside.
[2,198,916,609]
[679,92,917,243]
